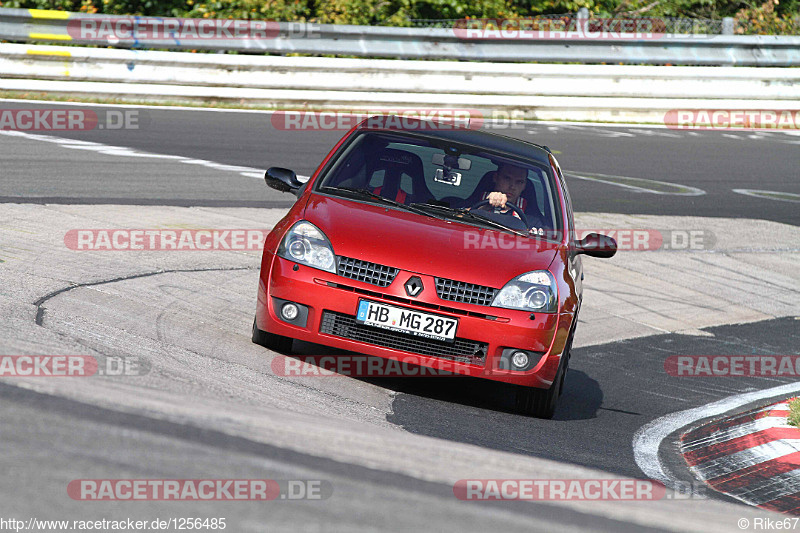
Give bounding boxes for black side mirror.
[574,233,617,258]
[265,167,303,194]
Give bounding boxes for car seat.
[463,170,499,207]
[366,148,432,204]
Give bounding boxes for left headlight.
[491,270,558,313]
[277,221,336,273]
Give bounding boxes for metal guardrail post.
[722,17,735,35]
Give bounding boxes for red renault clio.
[253,117,616,418]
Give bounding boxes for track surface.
[387,317,800,481]
[4,383,662,533]
[1,101,799,531]
[0,101,798,224]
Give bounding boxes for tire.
[252,318,293,353]
[514,360,565,419]
[514,333,572,418]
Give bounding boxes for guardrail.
[2,43,799,124]
[406,13,734,35]
[2,43,798,100]
[1,7,800,66]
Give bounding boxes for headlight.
[277,221,336,273]
[491,271,558,313]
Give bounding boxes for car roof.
[355,116,554,166]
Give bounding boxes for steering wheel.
[470,199,529,228]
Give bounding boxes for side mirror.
[265,167,303,194]
[574,233,617,258]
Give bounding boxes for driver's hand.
[487,192,507,208]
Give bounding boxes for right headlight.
[277,221,336,273]
[491,270,558,313]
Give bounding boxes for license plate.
[356,299,458,343]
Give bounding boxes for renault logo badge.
[404,276,424,297]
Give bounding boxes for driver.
[473,162,547,233]
[483,163,528,215]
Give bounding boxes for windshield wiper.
[321,187,443,220]
[409,202,529,237]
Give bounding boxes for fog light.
[511,351,529,369]
[281,303,299,321]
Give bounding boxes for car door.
[552,157,583,299]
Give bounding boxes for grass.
[789,397,800,428]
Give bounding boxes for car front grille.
[435,277,498,307]
[319,311,488,364]
[337,256,399,287]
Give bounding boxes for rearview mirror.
[265,167,303,194]
[574,233,617,258]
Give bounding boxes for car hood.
[304,194,560,289]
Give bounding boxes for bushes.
[0,0,797,34]
[0,0,516,18]
[1,0,185,15]
[183,0,311,21]
[289,0,516,25]
[734,0,798,35]
[314,0,400,25]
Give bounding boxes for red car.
[253,117,616,418]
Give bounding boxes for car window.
[317,132,562,234]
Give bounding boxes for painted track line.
[633,382,800,488]
[684,427,800,465]
[0,129,311,181]
[681,416,794,452]
[680,400,800,513]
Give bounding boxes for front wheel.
[513,360,565,419]
[252,318,293,353]
[515,322,575,418]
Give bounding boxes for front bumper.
[256,252,569,388]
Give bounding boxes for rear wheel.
[252,318,293,353]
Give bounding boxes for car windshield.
[315,131,563,237]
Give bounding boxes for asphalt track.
[0,101,798,225]
[1,383,663,533]
[388,317,800,482]
[1,101,799,531]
